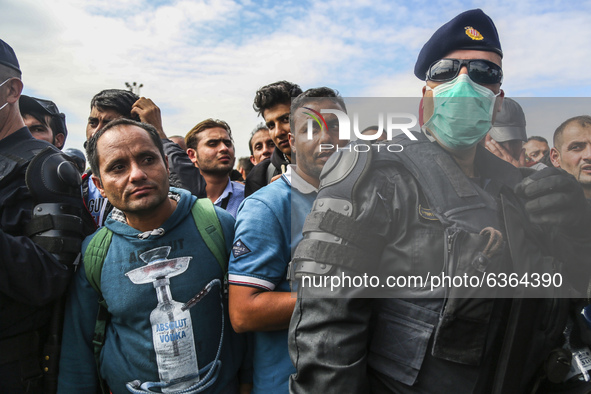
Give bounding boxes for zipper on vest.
[443,228,461,303]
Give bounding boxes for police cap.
[0,39,20,73]
[414,9,503,81]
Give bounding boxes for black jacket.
[244,148,290,197]
[289,137,591,393]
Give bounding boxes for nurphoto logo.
[304,107,418,152]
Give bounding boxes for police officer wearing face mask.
[288,9,591,394]
[0,39,94,393]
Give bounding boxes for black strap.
[302,210,387,251]
[25,214,83,237]
[293,238,382,274]
[29,235,82,255]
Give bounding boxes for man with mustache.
[58,118,247,393]
[83,89,207,228]
[550,116,591,199]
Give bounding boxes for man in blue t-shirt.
[228,87,349,393]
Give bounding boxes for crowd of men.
[2,7,591,394]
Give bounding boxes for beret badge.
[465,26,484,40]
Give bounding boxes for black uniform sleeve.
[162,138,207,198]
[288,162,397,393]
[289,290,372,393]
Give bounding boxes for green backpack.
[83,198,227,393]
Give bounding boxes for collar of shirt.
[283,164,318,195]
[213,178,233,205]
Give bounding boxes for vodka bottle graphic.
[126,246,200,392]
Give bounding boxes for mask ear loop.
[421,85,436,142]
[421,124,437,142]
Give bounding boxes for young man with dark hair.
[186,118,244,218]
[59,118,246,393]
[19,94,68,149]
[245,80,303,196]
[229,87,348,393]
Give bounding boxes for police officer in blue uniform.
[0,39,93,393]
[288,9,591,393]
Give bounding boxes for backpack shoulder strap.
[84,227,113,296]
[191,198,227,275]
[82,226,113,394]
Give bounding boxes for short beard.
[200,165,233,177]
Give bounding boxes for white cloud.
[2,0,589,159]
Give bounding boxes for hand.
[514,167,590,234]
[131,97,165,138]
[484,134,526,167]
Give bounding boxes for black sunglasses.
[426,58,503,85]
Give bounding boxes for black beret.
[20,95,68,137]
[0,39,20,73]
[414,9,502,80]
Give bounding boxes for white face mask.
[0,78,13,112]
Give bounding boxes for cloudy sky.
[3,0,591,157]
